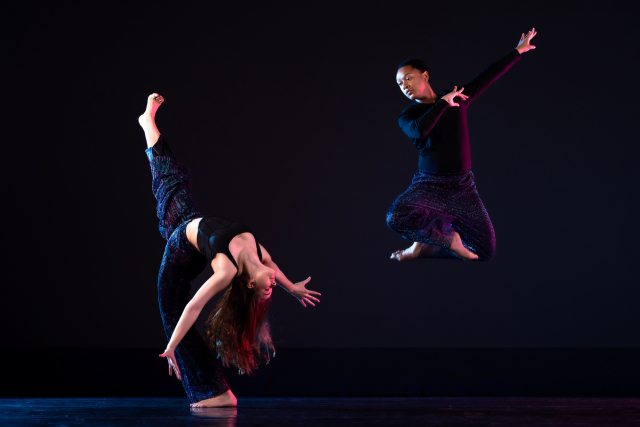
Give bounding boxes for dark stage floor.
[2,397,640,426]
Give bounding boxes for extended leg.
[139,94,200,240]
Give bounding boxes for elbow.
[402,126,423,140]
[185,301,204,316]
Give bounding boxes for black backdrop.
[4,1,639,357]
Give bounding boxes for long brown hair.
[205,270,275,375]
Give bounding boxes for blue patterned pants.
[147,146,229,403]
[386,170,496,261]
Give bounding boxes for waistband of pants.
[414,169,473,179]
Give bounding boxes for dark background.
[4,0,638,357]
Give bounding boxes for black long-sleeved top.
[398,49,521,172]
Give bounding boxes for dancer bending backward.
[138,94,321,407]
[387,29,537,261]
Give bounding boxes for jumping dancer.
[387,29,537,261]
[138,94,321,407]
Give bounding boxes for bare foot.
[449,232,478,260]
[190,407,237,418]
[190,390,238,408]
[138,93,164,147]
[390,242,423,261]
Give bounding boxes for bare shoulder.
[210,253,238,279]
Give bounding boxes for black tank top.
[196,216,262,271]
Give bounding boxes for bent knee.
[386,210,401,233]
[480,240,496,261]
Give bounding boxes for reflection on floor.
[1,397,639,426]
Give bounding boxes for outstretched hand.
[441,86,468,107]
[290,277,321,307]
[516,28,537,54]
[159,347,181,381]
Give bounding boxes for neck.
[237,249,262,276]
[415,84,437,104]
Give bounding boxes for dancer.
[138,94,321,407]
[387,29,537,261]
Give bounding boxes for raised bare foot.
[390,242,423,261]
[190,390,238,408]
[138,93,164,147]
[449,232,478,260]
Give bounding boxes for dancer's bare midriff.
[185,218,203,250]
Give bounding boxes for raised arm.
[260,244,321,307]
[159,266,236,380]
[463,28,537,104]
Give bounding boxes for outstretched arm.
[260,245,321,307]
[159,267,236,380]
[463,28,537,104]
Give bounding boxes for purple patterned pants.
[386,170,496,261]
[148,151,230,403]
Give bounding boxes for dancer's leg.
[386,176,478,261]
[447,174,496,261]
[140,94,236,406]
[158,224,235,406]
[139,94,199,239]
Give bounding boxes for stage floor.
[1,397,639,426]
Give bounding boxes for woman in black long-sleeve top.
[387,29,537,261]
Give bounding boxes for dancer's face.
[249,267,276,300]
[396,66,429,100]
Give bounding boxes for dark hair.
[205,269,275,375]
[397,58,429,75]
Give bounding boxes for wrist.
[516,46,525,54]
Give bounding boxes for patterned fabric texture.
[386,170,496,261]
[148,153,230,403]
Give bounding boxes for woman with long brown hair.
[138,93,320,408]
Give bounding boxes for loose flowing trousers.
[148,150,229,403]
[386,170,496,260]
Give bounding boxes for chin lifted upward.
[139,94,320,408]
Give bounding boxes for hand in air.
[441,86,468,107]
[290,277,321,307]
[516,28,537,53]
[159,347,181,381]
